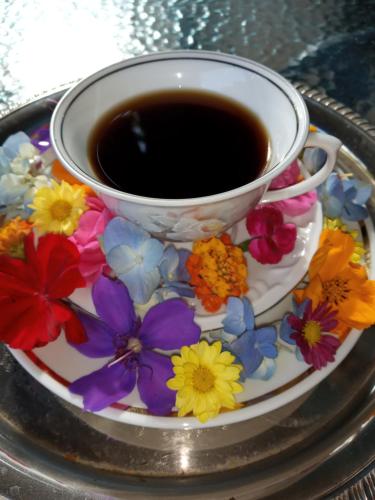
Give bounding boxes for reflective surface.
[0,87,375,498]
[1,0,375,122]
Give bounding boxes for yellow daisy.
[0,217,32,258]
[29,180,88,236]
[167,340,243,423]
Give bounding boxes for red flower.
[246,206,297,264]
[0,233,86,349]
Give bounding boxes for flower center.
[50,200,72,221]
[302,320,322,346]
[322,278,350,305]
[192,366,215,393]
[127,337,142,353]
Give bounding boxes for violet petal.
[139,299,201,350]
[69,311,116,358]
[138,350,176,415]
[92,275,136,334]
[70,362,136,412]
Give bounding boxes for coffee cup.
[51,50,341,242]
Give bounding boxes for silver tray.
[1,84,375,499]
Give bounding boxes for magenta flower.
[267,191,318,217]
[69,197,113,284]
[246,206,297,264]
[284,299,340,370]
[69,275,201,414]
[269,160,300,189]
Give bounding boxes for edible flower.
[167,340,243,423]
[0,217,32,258]
[69,276,200,414]
[103,217,164,304]
[29,180,88,236]
[280,299,340,369]
[0,233,86,349]
[186,234,248,312]
[223,297,278,379]
[318,172,371,221]
[69,197,113,284]
[294,229,375,339]
[159,244,194,297]
[246,206,297,264]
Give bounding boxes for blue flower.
[103,217,164,305]
[159,245,194,298]
[318,173,371,221]
[223,297,278,380]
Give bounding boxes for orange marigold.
[186,233,248,312]
[0,217,32,258]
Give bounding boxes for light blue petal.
[227,331,262,377]
[164,282,195,298]
[249,358,277,381]
[280,314,296,345]
[177,248,191,282]
[255,327,278,358]
[159,245,179,281]
[323,195,343,218]
[222,297,247,336]
[0,148,11,174]
[103,217,149,254]
[243,297,255,331]
[139,238,164,272]
[342,201,368,221]
[2,132,30,159]
[0,174,28,205]
[293,298,309,317]
[353,183,372,205]
[326,173,344,201]
[106,244,138,275]
[119,267,161,304]
[295,347,304,362]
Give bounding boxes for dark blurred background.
[1,0,375,121]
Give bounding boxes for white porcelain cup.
[51,50,341,242]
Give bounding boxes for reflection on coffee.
[88,89,269,199]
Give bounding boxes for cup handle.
[261,132,342,203]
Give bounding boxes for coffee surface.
[88,90,269,198]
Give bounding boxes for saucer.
[68,202,323,331]
[10,213,372,430]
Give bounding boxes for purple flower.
[31,125,51,153]
[69,275,201,414]
[281,299,340,370]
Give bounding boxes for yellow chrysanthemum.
[0,217,32,258]
[167,341,243,423]
[29,180,88,236]
[323,218,366,263]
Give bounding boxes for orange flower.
[0,217,32,258]
[186,234,248,312]
[294,229,375,340]
[52,160,96,197]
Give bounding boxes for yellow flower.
[0,217,32,258]
[323,218,366,263]
[29,180,88,236]
[167,341,243,423]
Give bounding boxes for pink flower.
[269,160,300,189]
[288,300,340,370]
[246,206,297,264]
[69,197,114,284]
[267,190,318,216]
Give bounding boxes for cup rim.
[50,50,309,207]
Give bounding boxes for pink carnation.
[69,197,114,284]
[267,190,318,216]
[269,160,300,189]
[246,206,297,264]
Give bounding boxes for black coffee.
[88,90,269,198]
